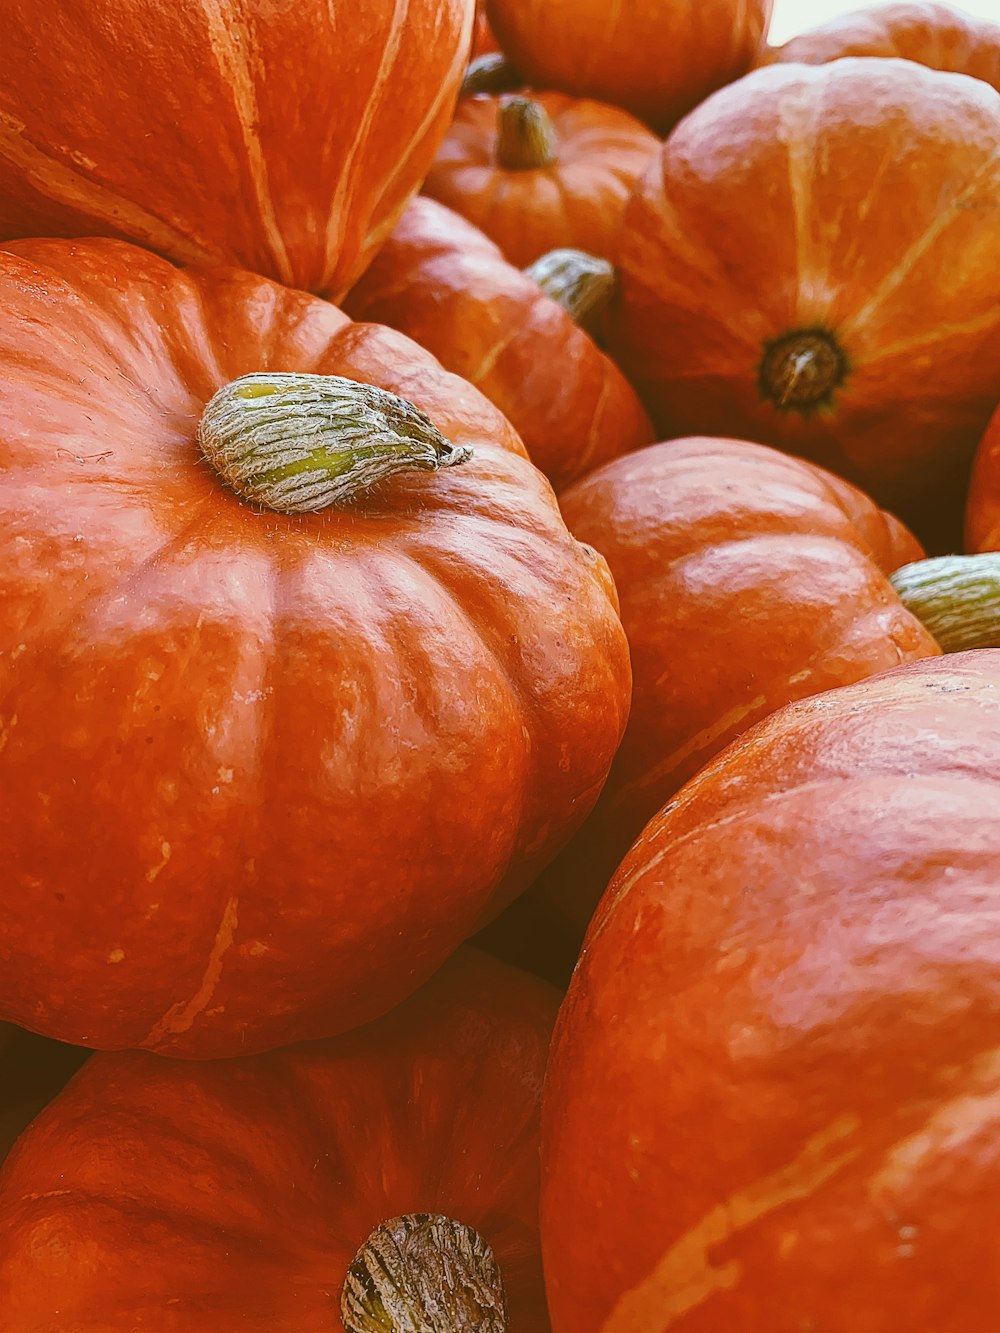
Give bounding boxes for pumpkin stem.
[461,53,520,98]
[198,373,471,514]
[889,554,1000,652]
[758,329,847,413]
[496,96,557,170]
[341,1213,507,1333]
[524,248,616,335]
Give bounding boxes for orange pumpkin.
[0,237,629,1058]
[485,0,773,132]
[530,436,954,942]
[423,92,659,266]
[0,950,555,1332]
[967,404,1000,552]
[0,1,474,297]
[345,197,653,490]
[762,2,1000,92]
[542,651,1000,1333]
[610,59,1000,547]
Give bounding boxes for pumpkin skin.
[762,2,1000,93]
[0,950,555,1333]
[0,237,630,1059]
[531,435,938,942]
[485,0,773,132]
[542,651,1000,1333]
[611,59,1000,546]
[344,197,654,490]
[423,92,659,267]
[0,1,474,298]
[473,1,500,56]
[967,404,1000,552]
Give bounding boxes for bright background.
[770,0,1000,42]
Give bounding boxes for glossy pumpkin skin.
[486,0,773,132]
[533,436,938,941]
[762,2,1000,93]
[0,950,555,1333]
[345,198,653,490]
[967,404,1000,552]
[0,237,630,1059]
[0,1,474,298]
[423,92,659,267]
[611,60,1000,545]
[542,652,1000,1333]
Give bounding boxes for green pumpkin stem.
[461,53,520,98]
[198,373,471,514]
[341,1213,507,1333]
[525,248,616,335]
[890,554,1000,652]
[496,95,557,170]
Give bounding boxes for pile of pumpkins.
[0,0,998,1328]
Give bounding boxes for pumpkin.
[610,59,1000,547]
[0,1,474,298]
[0,949,555,1332]
[528,435,971,941]
[423,92,659,267]
[762,2,1000,93]
[344,198,653,491]
[0,1030,88,1168]
[967,403,1000,552]
[473,1,500,57]
[485,0,773,132]
[542,651,1000,1333]
[0,237,629,1059]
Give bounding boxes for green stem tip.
[198,373,471,514]
[890,553,1000,652]
[525,248,616,335]
[341,1213,507,1333]
[496,95,557,171]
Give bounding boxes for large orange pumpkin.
[542,652,1000,1333]
[485,0,773,132]
[611,59,1000,546]
[423,92,659,267]
[531,435,946,942]
[0,1,474,297]
[344,197,653,490]
[0,950,555,1332]
[967,403,1000,552]
[762,1,1000,92]
[0,237,629,1059]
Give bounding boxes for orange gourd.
[762,1,1000,92]
[344,198,653,490]
[611,59,1000,547]
[0,1,474,297]
[0,951,555,1332]
[423,92,659,267]
[543,652,1000,1333]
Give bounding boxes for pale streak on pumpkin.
[869,1044,1000,1200]
[0,112,216,268]
[572,370,615,477]
[608,694,768,813]
[598,1114,863,1333]
[324,0,409,281]
[141,895,240,1045]
[839,151,1000,343]
[777,80,826,321]
[199,0,293,284]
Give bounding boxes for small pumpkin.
[0,237,629,1059]
[610,59,1000,546]
[485,0,773,132]
[967,403,1000,552]
[762,2,1000,92]
[0,0,475,297]
[423,92,659,267]
[0,950,555,1332]
[345,198,653,490]
[532,436,1000,942]
[542,651,1000,1333]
